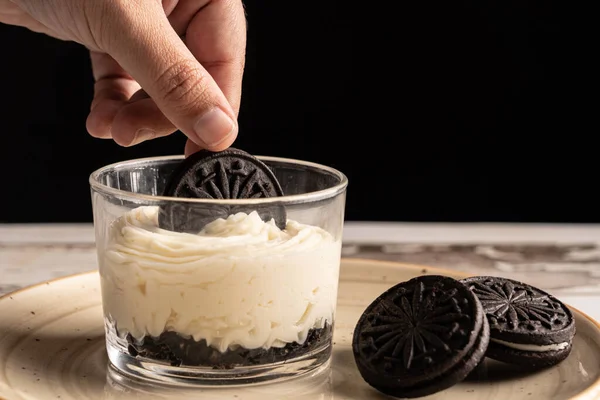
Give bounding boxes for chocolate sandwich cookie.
[159,148,286,233]
[461,276,575,368]
[352,275,490,398]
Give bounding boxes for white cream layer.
[99,206,341,352]
[491,338,570,352]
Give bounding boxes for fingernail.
[193,108,237,148]
[128,128,156,146]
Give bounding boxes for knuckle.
[156,60,209,111]
[236,57,246,76]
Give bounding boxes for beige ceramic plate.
[1,258,600,400]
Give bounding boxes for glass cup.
[89,155,348,386]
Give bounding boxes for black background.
[0,1,596,223]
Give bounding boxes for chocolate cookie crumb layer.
[126,322,332,368]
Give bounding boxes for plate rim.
[1,257,600,400]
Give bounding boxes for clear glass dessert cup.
[89,155,348,387]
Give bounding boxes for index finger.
[169,0,247,116]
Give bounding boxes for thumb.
[103,2,238,150]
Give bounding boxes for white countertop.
[1,221,599,320]
[2,221,600,244]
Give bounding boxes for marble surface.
[1,222,600,320]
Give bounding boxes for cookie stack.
[352,275,576,398]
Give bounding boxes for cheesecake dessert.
[100,206,341,368]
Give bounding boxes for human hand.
[0,0,246,155]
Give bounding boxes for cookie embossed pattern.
[159,148,287,233]
[461,276,576,367]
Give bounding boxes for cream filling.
[99,206,341,352]
[491,338,570,352]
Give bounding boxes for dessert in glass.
[89,152,347,386]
